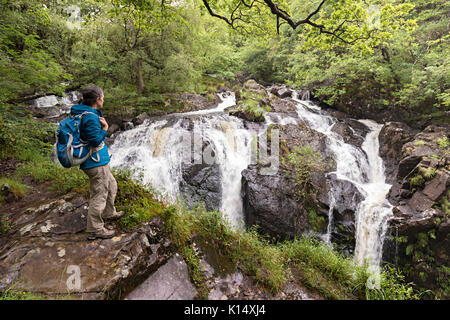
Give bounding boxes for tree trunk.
[136,59,144,94]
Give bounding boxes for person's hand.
[99,117,109,131]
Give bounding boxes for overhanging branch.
[201,0,370,44]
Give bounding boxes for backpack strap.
[79,111,106,162]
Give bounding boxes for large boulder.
[243,79,265,93]
[331,119,370,149]
[0,192,175,299]
[269,85,292,98]
[268,96,298,114]
[327,174,365,256]
[179,163,222,211]
[242,123,334,239]
[170,92,221,113]
[27,91,82,120]
[380,124,449,298]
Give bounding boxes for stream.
[108,90,394,269]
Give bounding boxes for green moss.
[418,167,437,180]
[0,289,44,300]
[435,137,449,149]
[0,216,11,235]
[438,190,450,215]
[113,169,167,230]
[0,177,28,203]
[436,265,450,299]
[233,88,272,122]
[308,208,327,233]
[397,236,408,244]
[409,166,437,189]
[286,145,332,203]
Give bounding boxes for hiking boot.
[104,211,125,221]
[87,228,115,240]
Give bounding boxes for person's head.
[81,85,104,109]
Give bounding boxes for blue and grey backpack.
[55,112,104,168]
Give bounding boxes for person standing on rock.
[71,85,124,240]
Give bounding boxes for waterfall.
[291,93,393,267]
[110,89,393,268]
[353,120,393,267]
[109,93,253,228]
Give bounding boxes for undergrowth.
[0,113,424,301]
[110,173,423,300]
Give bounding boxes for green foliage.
[418,166,437,180]
[0,118,19,158]
[231,87,272,122]
[410,166,436,188]
[0,177,28,203]
[436,265,450,299]
[0,289,44,300]
[286,145,331,202]
[364,264,424,300]
[0,115,88,195]
[0,116,55,159]
[113,168,167,229]
[307,208,327,233]
[14,156,89,195]
[0,216,11,235]
[0,0,72,103]
[436,137,450,149]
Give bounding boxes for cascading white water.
[291,92,393,267]
[110,89,393,268]
[353,120,393,267]
[109,93,253,228]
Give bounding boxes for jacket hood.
[70,103,103,117]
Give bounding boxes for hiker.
[70,85,124,239]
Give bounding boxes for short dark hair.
[81,85,104,106]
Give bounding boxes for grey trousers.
[83,164,118,232]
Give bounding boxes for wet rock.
[268,85,292,98]
[243,79,265,92]
[122,121,134,131]
[242,124,334,239]
[422,171,449,201]
[0,194,174,299]
[268,96,298,114]
[331,120,368,149]
[380,123,449,297]
[27,91,81,119]
[225,105,266,123]
[407,191,436,213]
[125,254,197,300]
[327,174,364,255]
[179,163,222,211]
[242,165,311,239]
[170,92,221,113]
[133,113,149,126]
[107,123,120,137]
[378,122,416,184]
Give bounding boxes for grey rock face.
[0,193,174,299]
[179,163,222,211]
[125,254,198,300]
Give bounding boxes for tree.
[109,0,181,93]
[201,0,416,52]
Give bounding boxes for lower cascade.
[109,89,394,269]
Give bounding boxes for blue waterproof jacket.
[70,103,110,170]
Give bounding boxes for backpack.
[55,111,104,168]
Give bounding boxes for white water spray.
[109,93,253,228]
